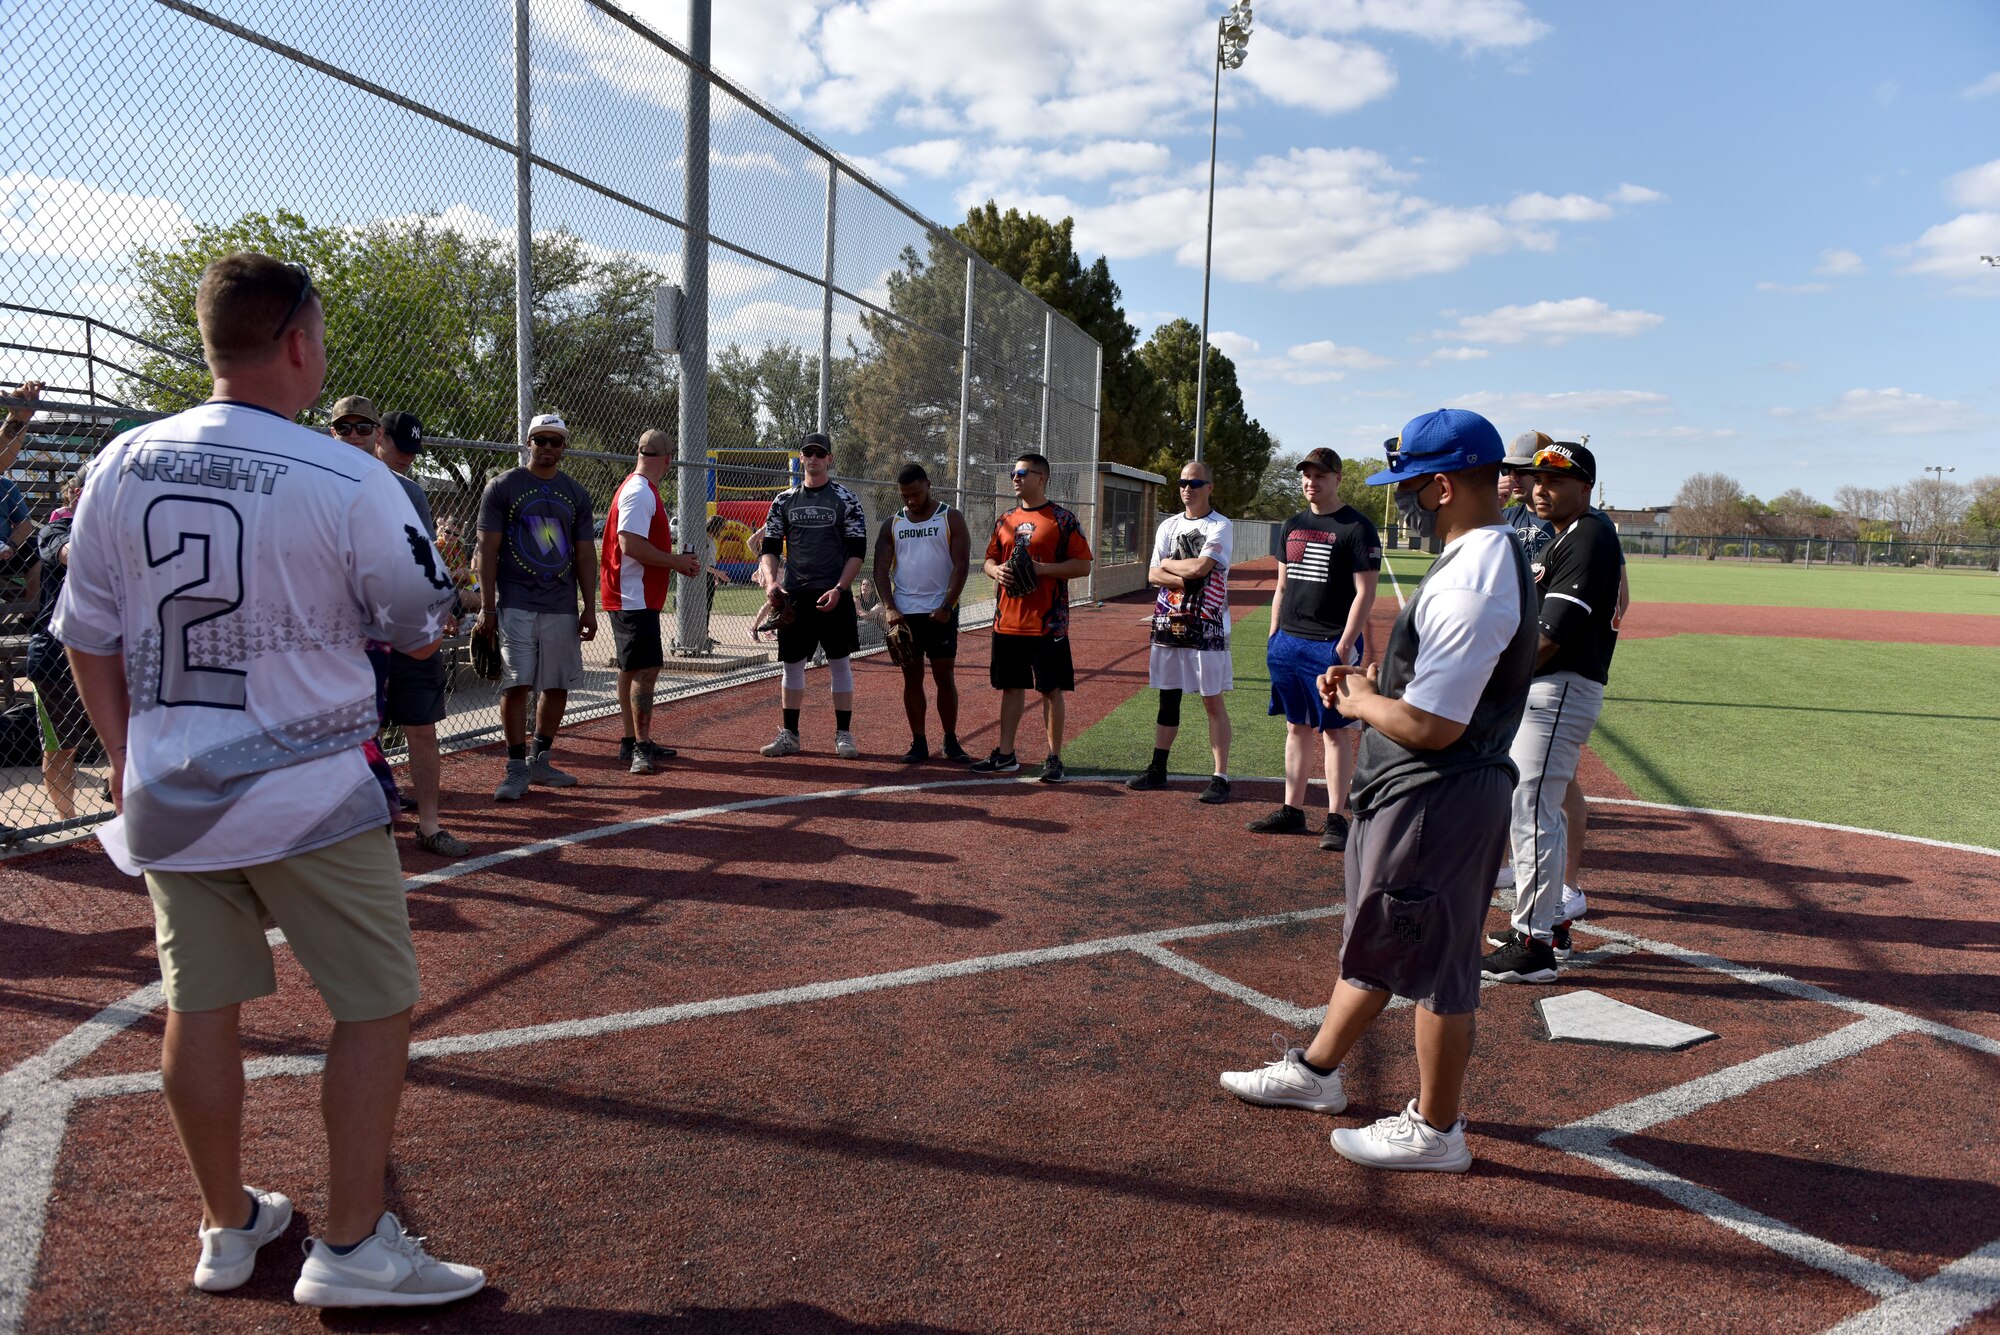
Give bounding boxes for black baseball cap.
[382,410,424,456]
[1295,447,1342,473]
[799,431,832,453]
[1513,439,1596,484]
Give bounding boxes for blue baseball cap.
[1366,408,1505,485]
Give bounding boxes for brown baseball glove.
[884,617,917,668]
[470,623,503,681]
[751,589,795,642]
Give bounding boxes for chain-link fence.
[1618,533,2000,569]
[0,0,1102,846]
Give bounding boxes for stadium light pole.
[1925,464,1955,567]
[1192,1,1251,465]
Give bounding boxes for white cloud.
[1895,211,2000,277]
[1439,296,1665,344]
[1032,141,1175,181]
[0,173,194,262]
[712,150,794,176]
[1814,248,1866,275]
[1209,330,1261,360]
[1964,71,2000,99]
[882,139,966,177]
[1269,0,1549,49]
[1621,425,1739,441]
[1427,346,1490,362]
[1241,30,1398,114]
[1609,183,1667,205]
[1236,338,1394,385]
[1756,280,1832,295]
[1815,388,1987,435]
[1504,192,1613,223]
[1448,389,1672,427]
[1948,159,2000,210]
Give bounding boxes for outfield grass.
[1593,635,2000,848]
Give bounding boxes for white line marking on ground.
[1819,1236,2000,1335]
[1382,556,1407,610]
[1130,942,1328,1029]
[1587,796,2000,858]
[1546,1128,1913,1300]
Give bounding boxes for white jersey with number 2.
[54,401,459,873]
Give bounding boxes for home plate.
[1535,990,1717,1051]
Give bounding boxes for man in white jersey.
[873,462,972,764]
[1127,461,1234,802]
[57,253,483,1307]
[600,428,701,774]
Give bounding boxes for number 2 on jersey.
[146,495,248,709]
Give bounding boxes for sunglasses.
[638,449,670,458]
[273,261,314,341]
[529,433,566,447]
[330,420,376,437]
[1178,479,1210,489]
[800,446,830,458]
[1011,468,1045,479]
[1531,449,1581,472]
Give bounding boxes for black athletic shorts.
[608,609,665,671]
[989,632,1073,693]
[385,649,449,727]
[898,606,960,663]
[777,587,860,664]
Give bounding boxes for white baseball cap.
[527,413,570,441]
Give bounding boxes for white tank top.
[890,502,954,613]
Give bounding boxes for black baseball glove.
[470,623,503,681]
[752,589,795,642]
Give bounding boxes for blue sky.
[6,0,1996,507]
[646,0,2000,506]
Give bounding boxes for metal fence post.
[1086,340,1102,605]
[513,0,534,452]
[819,163,836,432]
[1038,309,1053,456]
[675,0,712,652]
[955,256,974,491]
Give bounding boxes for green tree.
[1136,318,1274,517]
[953,202,1166,470]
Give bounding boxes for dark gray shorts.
[1340,764,1513,1015]
[384,650,448,727]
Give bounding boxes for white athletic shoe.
[1219,1034,1347,1114]
[833,730,860,759]
[1558,885,1588,923]
[191,1187,293,1292]
[293,1212,484,1309]
[1330,1100,1472,1173]
[760,727,801,758]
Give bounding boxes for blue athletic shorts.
[1266,629,1364,732]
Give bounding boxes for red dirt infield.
[4,574,1998,1333]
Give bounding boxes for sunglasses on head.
[529,433,566,447]
[801,445,830,458]
[1178,478,1210,488]
[331,420,376,436]
[1531,449,1579,471]
[273,261,314,341]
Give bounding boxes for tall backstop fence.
[0,0,1102,845]
[1617,533,2000,569]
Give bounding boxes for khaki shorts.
[144,827,420,1022]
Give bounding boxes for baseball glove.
[470,624,503,682]
[1004,524,1041,599]
[884,617,917,668]
[751,589,795,642]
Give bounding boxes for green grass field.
[1594,635,1999,847]
[1066,608,2000,848]
[1372,547,1999,615]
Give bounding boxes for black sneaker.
[639,741,678,762]
[1485,924,1520,949]
[1038,755,1067,784]
[1197,776,1231,804]
[1551,920,1574,961]
[941,738,973,764]
[900,740,931,765]
[1126,767,1168,791]
[970,749,1020,774]
[1247,805,1307,834]
[1481,933,1560,983]
[1320,812,1350,851]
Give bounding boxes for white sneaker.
[1330,1099,1472,1173]
[192,1187,293,1292]
[833,730,860,759]
[760,727,801,758]
[1558,885,1588,923]
[1219,1034,1347,1113]
[293,1211,484,1309]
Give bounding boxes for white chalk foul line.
[1587,797,2000,859]
[1819,1237,2000,1335]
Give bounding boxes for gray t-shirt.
[392,470,436,539]
[477,467,595,614]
